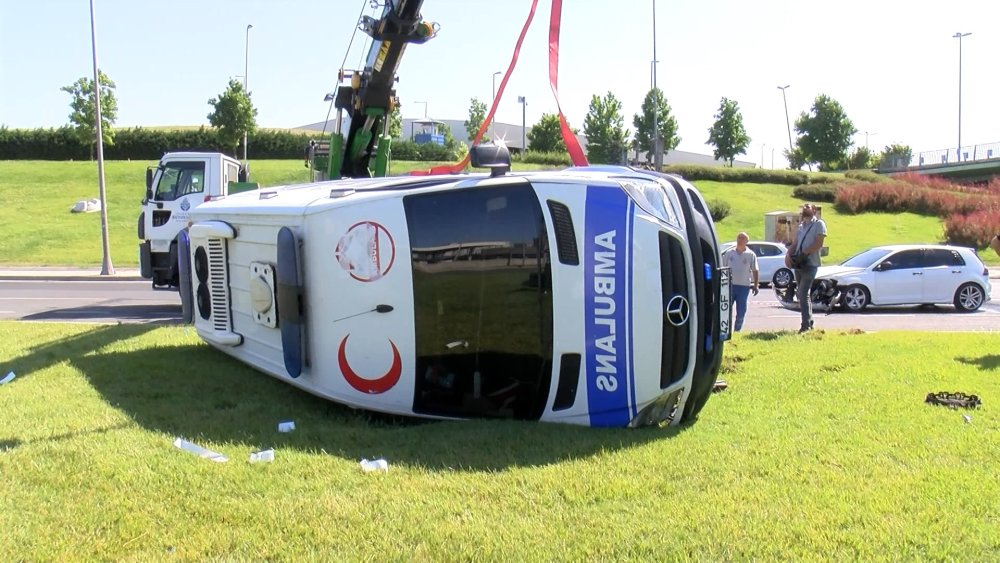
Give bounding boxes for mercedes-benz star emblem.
[666,295,690,327]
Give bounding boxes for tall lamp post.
[90,0,113,275]
[651,0,662,170]
[864,131,877,151]
[490,71,501,140]
[517,96,527,154]
[243,24,253,163]
[777,85,793,157]
[953,32,971,162]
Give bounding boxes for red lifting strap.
[548,0,587,166]
[410,0,586,175]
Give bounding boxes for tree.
[389,103,403,139]
[464,97,487,142]
[583,92,629,165]
[793,94,857,171]
[61,70,118,160]
[879,144,913,169]
[527,113,568,153]
[706,97,750,166]
[207,79,258,157]
[844,146,877,170]
[436,122,457,150]
[632,88,679,162]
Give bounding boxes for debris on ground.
[0,372,14,385]
[712,379,728,393]
[360,458,389,473]
[924,391,981,409]
[249,448,275,463]
[172,437,228,463]
[277,420,296,433]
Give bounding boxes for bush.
[660,164,838,186]
[793,184,839,203]
[707,199,731,222]
[521,150,572,166]
[0,126,324,160]
[943,208,1000,248]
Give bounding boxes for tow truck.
[177,0,731,427]
[137,152,257,288]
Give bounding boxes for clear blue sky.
[2,0,998,167]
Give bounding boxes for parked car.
[721,240,793,288]
[816,244,991,312]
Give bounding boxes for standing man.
[722,232,759,332]
[785,204,827,333]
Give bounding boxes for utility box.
[764,211,800,246]
[764,207,827,255]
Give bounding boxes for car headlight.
[621,179,680,228]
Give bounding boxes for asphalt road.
[0,279,181,324]
[1,278,998,332]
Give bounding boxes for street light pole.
[777,85,793,158]
[953,32,971,162]
[760,143,766,169]
[517,96,527,154]
[864,131,877,151]
[491,71,501,140]
[89,0,113,275]
[243,24,253,163]
[651,0,662,170]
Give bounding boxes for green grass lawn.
[0,160,994,268]
[1,322,997,560]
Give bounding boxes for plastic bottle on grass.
[249,448,275,463]
[360,458,388,473]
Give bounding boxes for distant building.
[296,118,755,167]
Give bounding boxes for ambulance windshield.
[404,184,553,420]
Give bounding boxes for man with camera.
[785,203,827,333]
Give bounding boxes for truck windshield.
[154,161,206,201]
[404,184,553,421]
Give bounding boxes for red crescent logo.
[337,335,402,394]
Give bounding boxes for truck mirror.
[145,168,154,202]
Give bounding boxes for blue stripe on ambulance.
[584,186,635,427]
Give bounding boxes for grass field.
[0,159,994,268]
[1,322,997,560]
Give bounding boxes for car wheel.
[954,283,985,312]
[772,268,793,288]
[841,285,870,312]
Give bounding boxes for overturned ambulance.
[182,149,731,427]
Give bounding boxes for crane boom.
[311,0,438,180]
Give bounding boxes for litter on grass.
[0,372,15,385]
[277,420,296,433]
[360,458,389,473]
[249,448,275,463]
[173,437,228,463]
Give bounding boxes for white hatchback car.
[721,240,792,288]
[817,244,991,312]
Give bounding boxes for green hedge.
[661,164,840,186]
[0,126,326,160]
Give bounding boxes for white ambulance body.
[183,163,730,427]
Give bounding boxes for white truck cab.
[138,152,256,288]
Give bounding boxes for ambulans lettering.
[584,187,634,427]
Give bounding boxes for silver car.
[817,244,991,312]
[721,240,793,288]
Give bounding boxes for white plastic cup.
[277,421,296,433]
[360,458,388,473]
[249,448,275,463]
